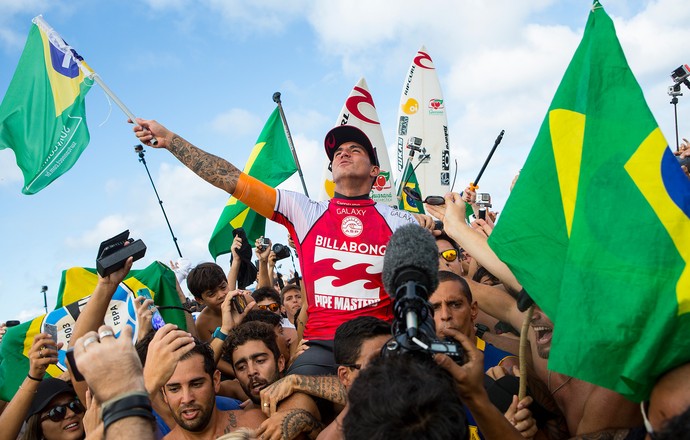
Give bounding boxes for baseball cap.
[324,125,379,167]
[26,378,76,420]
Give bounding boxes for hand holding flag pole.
[468,130,505,191]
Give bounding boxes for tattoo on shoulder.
[282,409,324,440]
[169,134,240,194]
[223,411,239,433]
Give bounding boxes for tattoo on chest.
[223,411,238,433]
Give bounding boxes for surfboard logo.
[428,99,444,114]
[372,171,391,192]
[345,86,379,125]
[414,51,434,69]
[402,98,419,115]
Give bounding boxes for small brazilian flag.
[488,1,690,401]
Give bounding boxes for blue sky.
[1,0,689,323]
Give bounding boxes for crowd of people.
[0,120,688,440]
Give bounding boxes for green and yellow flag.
[0,16,93,194]
[398,162,425,214]
[208,107,297,260]
[488,2,690,401]
[0,261,184,401]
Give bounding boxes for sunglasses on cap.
[257,303,280,313]
[41,399,84,422]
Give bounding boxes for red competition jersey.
[272,190,418,340]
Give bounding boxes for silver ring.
[263,402,269,407]
[83,336,99,350]
[99,330,115,339]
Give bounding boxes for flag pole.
[90,74,159,146]
[272,92,309,197]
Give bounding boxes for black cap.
[26,378,75,420]
[324,125,379,167]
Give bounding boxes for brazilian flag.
[208,107,297,260]
[0,16,93,194]
[488,2,690,401]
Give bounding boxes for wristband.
[101,391,154,432]
[213,326,228,342]
[27,373,43,382]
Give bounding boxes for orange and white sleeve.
[233,173,277,218]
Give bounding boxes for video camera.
[96,230,146,277]
[381,224,465,364]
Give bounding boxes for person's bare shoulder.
[234,408,266,430]
[195,309,219,342]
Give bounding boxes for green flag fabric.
[209,107,297,260]
[0,261,184,401]
[488,3,690,401]
[0,16,93,194]
[398,162,425,214]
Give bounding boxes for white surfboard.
[319,77,396,206]
[395,45,451,199]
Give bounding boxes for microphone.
[382,224,439,339]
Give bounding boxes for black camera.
[272,243,291,261]
[96,230,147,277]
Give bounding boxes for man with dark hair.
[251,287,282,314]
[225,321,324,439]
[343,354,468,440]
[161,338,265,439]
[258,317,392,440]
[430,271,538,439]
[436,232,465,276]
[134,119,435,375]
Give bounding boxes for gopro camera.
[476,193,492,207]
[96,230,146,277]
[258,237,270,252]
[407,137,423,152]
[671,64,690,83]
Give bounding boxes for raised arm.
[427,192,522,293]
[134,118,241,194]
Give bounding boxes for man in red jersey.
[134,120,434,375]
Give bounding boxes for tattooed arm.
[260,375,346,416]
[134,118,241,193]
[257,394,324,440]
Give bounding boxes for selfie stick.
[41,286,48,314]
[273,93,309,197]
[469,130,505,191]
[134,145,183,258]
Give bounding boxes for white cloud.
[208,108,263,137]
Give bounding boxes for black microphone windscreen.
[382,224,439,297]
